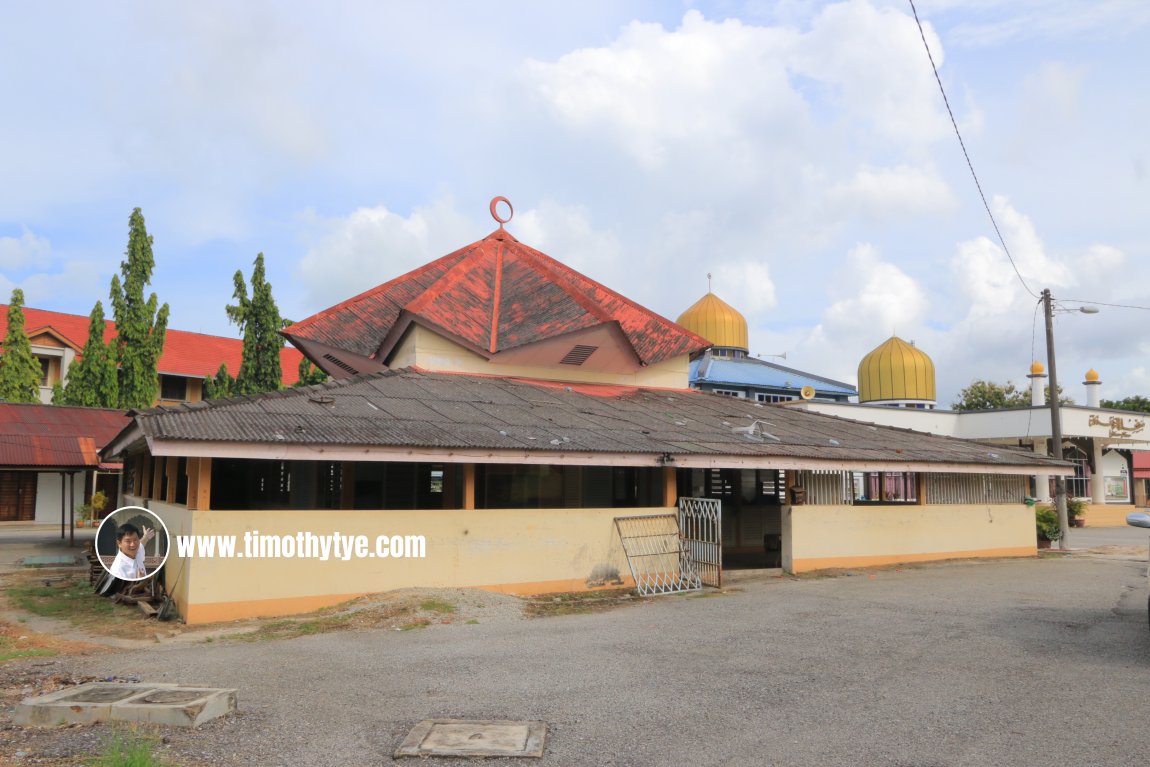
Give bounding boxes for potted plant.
[89,490,108,522]
[1035,504,1062,549]
[75,503,92,528]
[1067,498,1087,528]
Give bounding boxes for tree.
[294,357,329,387]
[203,363,236,400]
[0,289,44,403]
[55,301,118,408]
[227,253,284,395]
[1100,395,1150,413]
[952,379,1071,411]
[110,208,169,409]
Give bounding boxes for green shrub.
[1035,505,1062,541]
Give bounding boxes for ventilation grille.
[322,354,359,375]
[560,345,598,366]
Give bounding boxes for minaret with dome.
[677,280,856,403]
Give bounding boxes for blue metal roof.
[689,355,857,396]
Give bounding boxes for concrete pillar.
[1084,369,1101,408]
[1091,439,1106,504]
[1028,364,1050,498]
[1033,438,1051,501]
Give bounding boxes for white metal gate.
[678,497,722,588]
[614,514,702,596]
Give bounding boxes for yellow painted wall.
[782,503,1035,573]
[123,497,194,620]
[1083,503,1135,528]
[392,325,691,389]
[144,503,669,624]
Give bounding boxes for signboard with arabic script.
[1088,414,1146,438]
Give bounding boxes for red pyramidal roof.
[284,227,709,367]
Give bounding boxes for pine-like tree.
[227,253,284,395]
[0,289,45,403]
[294,357,329,387]
[203,363,236,400]
[55,301,118,408]
[110,208,169,409]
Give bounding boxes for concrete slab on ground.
[395,719,546,758]
[15,682,237,728]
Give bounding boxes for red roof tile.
[2,305,303,384]
[0,403,130,468]
[285,229,709,367]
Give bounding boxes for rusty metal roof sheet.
[0,404,130,468]
[112,369,1069,471]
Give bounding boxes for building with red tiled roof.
[102,198,1072,625]
[284,222,710,389]
[0,305,304,405]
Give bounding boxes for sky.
[2,0,1148,406]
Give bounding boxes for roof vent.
[322,354,359,375]
[560,345,598,366]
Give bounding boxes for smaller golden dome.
[858,336,936,403]
[1085,368,1100,382]
[676,292,748,352]
[1029,361,1045,375]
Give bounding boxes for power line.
[907,0,1038,299]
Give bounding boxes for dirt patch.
[521,588,643,617]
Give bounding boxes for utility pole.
[1042,289,1070,546]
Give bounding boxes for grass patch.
[419,598,456,614]
[243,614,355,641]
[95,731,165,767]
[5,576,149,638]
[465,619,480,625]
[523,588,637,618]
[0,635,57,663]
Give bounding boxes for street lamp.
[1042,289,1098,547]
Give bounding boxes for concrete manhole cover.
[395,719,546,758]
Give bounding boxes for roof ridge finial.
[490,196,513,229]
[707,272,712,293]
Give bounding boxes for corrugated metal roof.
[0,404,130,468]
[114,369,1067,471]
[691,354,858,396]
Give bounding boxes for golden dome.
[1085,368,1100,382]
[858,336,936,403]
[1029,361,1045,375]
[676,292,748,352]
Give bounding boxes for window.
[159,375,188,401]
[713,389,744,398]
[37,357,50,386]
[853,471,919,503]
[755,393,795,403]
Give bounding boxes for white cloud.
[0,227,52,271]
[793,0,951,145]
[828,165,956,219]
[296,199,476,309]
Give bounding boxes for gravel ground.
[2,552,1149,766]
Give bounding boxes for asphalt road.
[23,547,1148,767]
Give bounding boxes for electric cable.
[907,0,1038,299]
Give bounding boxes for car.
[1128,512,1150,631]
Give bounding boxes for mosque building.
[793,339,1150,523]
[676,285,856,404]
